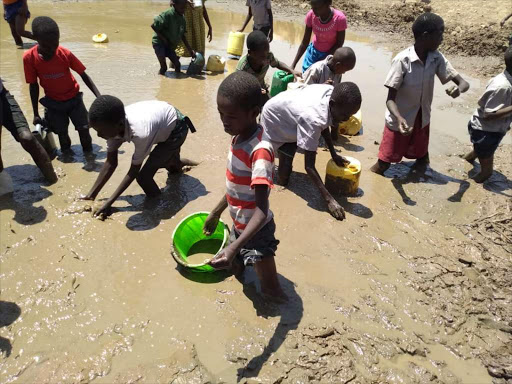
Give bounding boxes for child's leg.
[473,155,494,183]
[370,125,410,175]
[370,159,390,175]
[468,127,504,183]
[69,93,93,152]
[8,20,23,47]
[254,257,286,300]
[137,162,161,197]
[462,150,477,163]
[44,106,72,152]
[167,49,181,73]
[153,44,168,75]
[276,143,296,186]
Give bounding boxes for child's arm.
[329,30,345,54]
[17,0,34,40]
[82,150,119,201]
[92,162,142,218]
[483,105,512,120]
[322,128,348,167]
[386,87,412,136]
[304,150,345,220]
[203,195,228,236]
[209,185,270,269]
[151,23,170,47]
[29,83,43,125]
[80,72,101,98]
[203,5,213,42]
[291,27,312,70]
[267,7,274,42]
[445,75,470,99]
[276,60,302,79]
[238,6,252,32]
[181,35,196,58]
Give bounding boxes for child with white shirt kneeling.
[82,96,196,219]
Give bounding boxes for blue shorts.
[3,0,30,23]
[153,42,179,63]
[468,123,506,159]
[302,42,329,73]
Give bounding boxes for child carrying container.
[82,96,197,218]
[238,0,273,41]
[463,47,512,183]
[291,0,347,73]
[236,31,301,105]
[370,13,470,175]
[152,0,197,75]
[203,71,285,301]
[23,16,101,155]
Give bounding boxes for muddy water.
[1,1,511,383]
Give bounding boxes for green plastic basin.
[171,212,229,273]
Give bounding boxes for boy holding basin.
[203,71,285,301]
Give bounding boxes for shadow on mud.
[467,163,512,198]
[112,173,208,231]
[0,301,21,358]
[0,164,53,225]
[337,134,365,152]
[286,171,373,219]
[236,271,303,381]
[56,143,112,173]
[386,162,471,205]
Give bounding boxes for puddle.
[1,1,510,383]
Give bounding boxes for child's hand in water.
[292,70,302,80]
[209,246,237,270]
[445,85,461,99]
[398,117,412,136]
[203,213,220,236]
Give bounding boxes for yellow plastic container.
[338,109,362,136]
[206,55,226,72]
[92,33,109,43]
[325,156,361,196]
[227,31,245,57]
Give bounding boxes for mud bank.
[1,1,511,383]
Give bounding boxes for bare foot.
[472,171,492,183]
[370,161,389,175]
[158,69,166,76]
[412,154,430,173]
[461,151,477,164]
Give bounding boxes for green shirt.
[151,7,186,48]
[236,52,278,89]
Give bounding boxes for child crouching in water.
[463,46,512,183]
[302,46,356,86]
[203,71,285,301]
[370,13,470,175]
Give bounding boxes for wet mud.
[1,1,511,383]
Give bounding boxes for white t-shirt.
[193,0,204,7]
[247,0,271,29]
[303,55,342,86]
[107,100,178,165]
[261,84,333,152]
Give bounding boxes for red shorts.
[378,117,430,163]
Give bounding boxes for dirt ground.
[0,0,511,383]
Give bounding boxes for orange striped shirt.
[3,0,20,5]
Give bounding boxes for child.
[3,0,34,48]
[23,16,101,155]
[238,0,273,42]
[203,71,285,300]
[370,13,470,175]
[0,77,57,183]
[303,46,356,86]
[152,0,196,75]
[236,31,301,105]
[82,96,196,218]
[463,47,512,183]
[175,0,213,58]
[261,82,361,221]
[291,0,347,73]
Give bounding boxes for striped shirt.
[226,126,274,233]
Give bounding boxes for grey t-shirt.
[247,0,271,29]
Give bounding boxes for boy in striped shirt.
[203,72,285,301]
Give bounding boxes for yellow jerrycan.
[227,31,245,57]
[338,109,362,136]
[206,55,226,72]
[325,156,361,196]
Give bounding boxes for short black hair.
[310,0,332,5]
[505,46,512,72]
[247,31,269,51]
[32,16,59,39]
[412,13,444,39]
[331,82,362,109]
[333,47,356,65]
[172,0,187,4]
[218,72,261,111]
[89,95,125,126]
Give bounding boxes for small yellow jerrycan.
[338,109,362,136]
[325,156,361,196]
[227,31,245,57]
[206,55,226,72]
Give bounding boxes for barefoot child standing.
[82,96,196,218]
[463,47,512,183]
[203,72,285,300]
[152,0,196,75]
[370,13,470,175]
[23,16,101,155]
[238,0,273,42]
[3,0,34,47]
